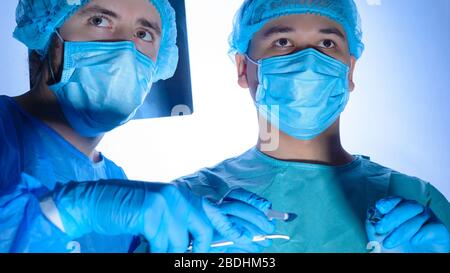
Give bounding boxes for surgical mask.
[48,32,155,137]
[248,48,350,140]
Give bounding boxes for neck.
[14,81,102,162]
[256,119,354,166]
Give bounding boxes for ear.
[348,56,356,92]
[235,54,249,89]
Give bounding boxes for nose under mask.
[48,31,156,137]
[248,48,350,140]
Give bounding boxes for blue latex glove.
[366,196,450,253]
[209,216,273,253]
[176,184,275,250]
[207,188,275,253]
[50,181,275,253]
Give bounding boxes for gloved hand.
[365,196,450,253]
[208,217,273,253]
[50,180,214,253]
[49,180,275,253]
[204,188,275,253]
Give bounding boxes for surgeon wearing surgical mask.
[0,0,275,253]
[174,0,450,253]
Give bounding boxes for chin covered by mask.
[48,33,155,137]
[248,48,350,140]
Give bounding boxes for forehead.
[81,0,161,24]
[255,13,346,38]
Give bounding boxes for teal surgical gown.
[0,96,135,253]
[175,147,450,253]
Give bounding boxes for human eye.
[273,38,294,48]
[88,14,112,28]
[318,39,336,49]
[135,29,154,42]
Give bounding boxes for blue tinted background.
[341,0,450,198]
[0,0,449,198]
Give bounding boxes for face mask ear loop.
[54,30,65,43]
[48,30,65,84]
[245,54,260,66]
[245,54,263,87]
[48,53,56,84]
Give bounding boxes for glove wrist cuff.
[39,195,66,233]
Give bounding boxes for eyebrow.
[137,18,162,37]
[262,26,296,38]
[79,5,162,37]
[79,5,120,19]
[319,28,346,41]
[261,25,346,42]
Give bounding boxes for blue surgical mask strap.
[48,30,65,83]
[245,54,260,67]
[48,54,56,83]
[54,30,64,43]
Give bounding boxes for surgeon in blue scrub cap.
[0,0,275,253]
[174,0,450,253]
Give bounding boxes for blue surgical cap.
[229,0,365,59]
[13,0,178,82]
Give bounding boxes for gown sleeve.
[0,102,69,252]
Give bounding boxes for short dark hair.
[28,36,60,89]
[29,50,45,89]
